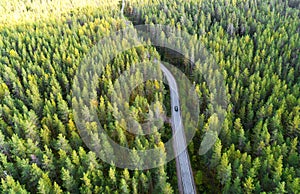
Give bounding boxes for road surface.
[121,1,196,193]
[160,63,197,194]
[121,0,125,18]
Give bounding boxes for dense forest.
[0,0,299,193]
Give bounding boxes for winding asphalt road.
[160,63,196,194]
[121,0,196,193]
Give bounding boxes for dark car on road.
[174,106,179,112]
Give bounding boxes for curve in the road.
[160,63,197,194]
[120,1,196,193]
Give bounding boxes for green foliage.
[127,0,299,192]
[0,0,299,193]
[0,2,172,193]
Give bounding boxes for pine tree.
[217,153,232,185]
[120,178,130,194]
[243,177,255,194]
[61,168,78,193]
[210,138,222,168]
[37,173,53,194]
[1,176,29,193]
[80,172,93,194]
